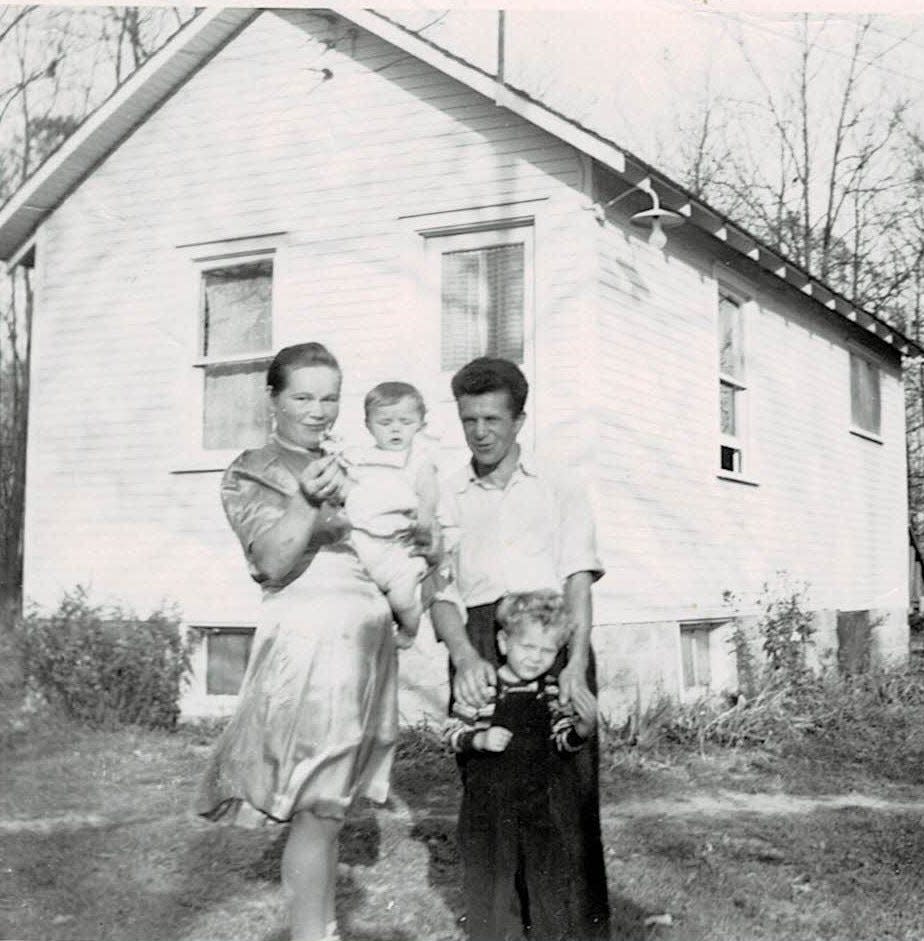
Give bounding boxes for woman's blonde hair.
[495,590,573,648]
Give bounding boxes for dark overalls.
[452,602,610,941]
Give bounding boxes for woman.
[195,342,397,941]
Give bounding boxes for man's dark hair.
[450,357,529,416]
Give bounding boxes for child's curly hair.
[495,590,574,648]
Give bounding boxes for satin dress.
[195,436,398,824]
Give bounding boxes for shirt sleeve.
[546,687,587,753]
[443,699,495,753]
[553,467,605,583]
[220,451,295,559]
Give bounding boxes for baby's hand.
[474,726,512,752]
[571,687,598,739]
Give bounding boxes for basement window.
[202,626,255,696]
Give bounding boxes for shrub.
[20,586,191,730]
[909,609,924,635]
[754,574,815,681]
[0,598,26,704]
[605,665,924,783]
[603,576,924,782]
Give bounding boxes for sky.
[377,3,924,174]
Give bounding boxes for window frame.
[173,234,286,473]
[398,203,541,456]
[203,625,256,696]
[425,220,535,377]
[848,347,883,443]
[186,624,257,707]
[715,276,758,486]
[678,619,733,698]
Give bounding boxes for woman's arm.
[250,454,346,581]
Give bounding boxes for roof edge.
[0,5,918,357]
[0,7,259,261]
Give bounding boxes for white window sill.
[849,427,883,445]
[717,471,759,487]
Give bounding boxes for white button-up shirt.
[441,451,604,607]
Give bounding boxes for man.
[431,356,610,940]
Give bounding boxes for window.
[680,624,713,690]
[850,352,881,437]
[432,225,531,371]
[196,257,274,449]
[718,289,747,474]
[204,627,255,695]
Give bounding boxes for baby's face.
[501,622,560,682]
[367,397,424,451]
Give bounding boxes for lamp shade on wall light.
[630,192,684,250]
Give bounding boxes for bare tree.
[675,15,915,317]
[0,6,196,619]
[669,13,924,541]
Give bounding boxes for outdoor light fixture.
[629,186,684,250]
[590,180,684,249]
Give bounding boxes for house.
[0,8,918,720]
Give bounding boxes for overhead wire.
[652,0,924,87]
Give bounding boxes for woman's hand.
[298,454,347,507]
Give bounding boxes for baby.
[326,381,452,647]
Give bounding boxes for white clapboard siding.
[23,10,588,626]
[590,211,908,651]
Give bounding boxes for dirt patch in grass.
[3,712,924,941]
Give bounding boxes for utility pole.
[497,9,505,86]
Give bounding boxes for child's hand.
[474,726,512,752]
[571,687,598,739]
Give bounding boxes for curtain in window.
[718,293,744,380]
[441,243,524,369]
[203,362,270,449]
[202,260,272,357]
[850,353,881,434]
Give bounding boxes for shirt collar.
[497,664,539,689]
[455,449,538,493]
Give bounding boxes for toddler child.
[444,590,600,941]
[325,381,457,648]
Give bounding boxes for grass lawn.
[2,712,924,941]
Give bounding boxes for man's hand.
[409,516,443,566]
[557,654,590,706]
[453,653,496,709]
[570,686,598,739]
[473,726,512,752]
